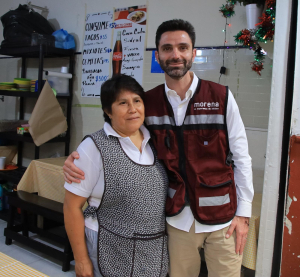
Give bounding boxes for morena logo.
[194,102,219,108]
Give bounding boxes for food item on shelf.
[17,126,29,135]
[31,79,37,92]
[0,120,28,132]
[13,78,31,91]
[0,82,16,90]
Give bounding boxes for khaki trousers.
[167,222,242,277]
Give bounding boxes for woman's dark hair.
[155,19,196,50]
[101,74,145,124]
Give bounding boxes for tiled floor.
[0,219,76,277]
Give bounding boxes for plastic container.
[0,184,3,211]
[0,157,6,170]
[47,67,70,94]
[34,80,46,92]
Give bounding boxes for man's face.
[155,31,196,80]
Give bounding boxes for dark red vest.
[144,78,237,225]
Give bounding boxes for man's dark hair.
[101,74,145,124]
[155,19,196,50]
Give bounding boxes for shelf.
[0,46,75,58]
[0,166,27,184]
[0,45,73,166]
[0,209,10,222]
[0,132,68,143]
[0,90,70,98]
[0,207,22,223]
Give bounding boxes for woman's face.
[107,90,145,137]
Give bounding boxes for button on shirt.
[165,72,253,233]
[64,123,154,232]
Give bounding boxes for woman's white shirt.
[64,122,154,231]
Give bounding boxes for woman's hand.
[64,191,91,276]
[75,258,94,277]
[63,151,85,183]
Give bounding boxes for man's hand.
[63,151,85,184]
[225,215,249,255]
[75,258,94,277]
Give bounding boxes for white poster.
[81,11,113,97]
[112,5,147,85]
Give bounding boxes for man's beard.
[158,57,193,80]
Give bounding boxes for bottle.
[112,31,122,76]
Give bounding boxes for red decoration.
[264,29,274,40]
[267,0,276,7]
[251,62,264,76]
[256,14,273,29]
[238,29,252,46]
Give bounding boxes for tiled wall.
[143,48,273,130]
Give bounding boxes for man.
[64,19,253,277]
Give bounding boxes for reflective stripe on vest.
[145,114,224,127]
[145,116,175,126]
[168,188,176,199]
[184,114,224,125]
[199,193,230,207]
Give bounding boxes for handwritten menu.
[112,5,147,85]
[81,11,113,97]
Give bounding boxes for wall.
[0,0,250,49]
[0,0,271,175]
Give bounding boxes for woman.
[64,74,169,277]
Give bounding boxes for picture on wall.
[112,5,147,85]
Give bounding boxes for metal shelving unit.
[0,45,75,185]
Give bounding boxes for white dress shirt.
[165,72,254,233]
[64,123,154,231]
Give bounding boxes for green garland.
[227,0,239,4]
[219,0,266,19]
[254,47,265,63]
[219,4,235,18]
[255,0,276,43]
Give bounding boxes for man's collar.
[164,72,199,99]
